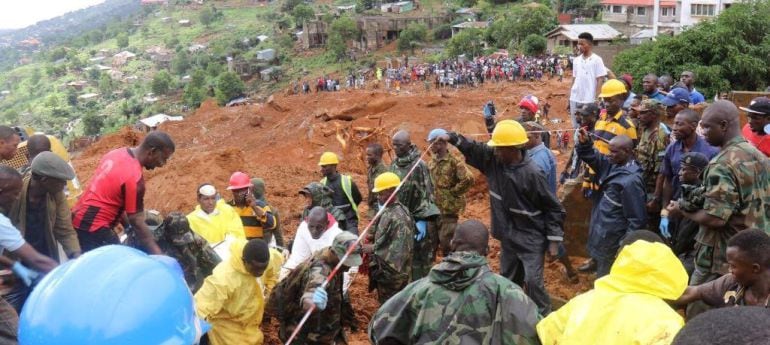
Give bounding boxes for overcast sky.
[1,0,106,30]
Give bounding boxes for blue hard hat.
[427,128,448,142]
[19,245,209,345]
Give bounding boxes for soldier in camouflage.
[366,143,388,219]
[426,129,475,255]
[300,182,348,231]
[368,220,541,345]
[139,210,221,292]
[634,99,671,231]
[268,232,360,344]
[390,130,440,281]
[667,101,770,291]
[364,172,416,304]
[671,152,709,276]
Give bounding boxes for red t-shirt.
[742,123,770,157]
[72,148,145,232]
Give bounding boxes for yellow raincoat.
[187,199,245,244]
[194,239,280,345]
[537,241,688,345]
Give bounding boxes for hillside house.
[381,1,414,13]
[601,0,679,36]
[545,24,622,51]
[302,15,449,50]
[189,44,207,53]
[137,114,182,131]
[78,93,100,101]
[451,21,489,37]
[337,5,356,14]
[66,81,88,91]
[179,19,192,27]
[256,49,276,62]
[455,8,478,21]
[112,51,137,66]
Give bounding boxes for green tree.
[486,5,556,48]
[326,16,360,61]
[151,70,173,95]
[522,34,547,55]
[432,24,453,40]
[215,71,245,105]
[397,24,428,54]
[206,61,225,78]
[116,33,129,49]
[66,88,78,106]
[82,112,104,136]
[172,50,191,76]
[165,36,181,49]
[200,6,215,27]
[446,29,484,58]
[282,0,303,12]
[292,4,315,28]
[613,0,770,97]
[99,74,114,96]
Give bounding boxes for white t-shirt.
[0,213,25,255]
[570,53,607,103]
[280,220,356,290]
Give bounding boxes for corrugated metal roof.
[545,24,622,41]
[452,21,490,29]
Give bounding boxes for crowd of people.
[0,30,768,345]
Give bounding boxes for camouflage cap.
[30,151,76,180]
[331,231,362,267]
[632,99,664,116]
[163,211,196,245]
[680,152,709,170]
[145,210,163,232]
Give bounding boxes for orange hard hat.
[227,171,252,190]
[518,98,538,114]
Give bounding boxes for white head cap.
[198,184,216,197]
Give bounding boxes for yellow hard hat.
[372,172,400,192]
[599,79,627,98]
[487,120,528,147]
[318,151,339,166]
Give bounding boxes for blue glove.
[12,262,40,287]
[414,220,427,241]
[312,286,328,310]
[659,217,671,239]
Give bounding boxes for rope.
[285,141,436,345]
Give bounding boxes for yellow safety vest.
[321,174,359,221]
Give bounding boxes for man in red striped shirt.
[72,131,175,254]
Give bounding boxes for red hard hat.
[227,171,251,190]
[519,98,538,114]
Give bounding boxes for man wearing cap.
[594,79,638,154]
[661,87,691,127]
[437,121,565,315]
[486,96,551,149]
[269,232,359,344]
[365,143,388,219]
[669,152,709,275]
[364,172,416,304]
[680,71,705,105]
[666,101,770,317]
[739,97,770,157]
[319,152,363,234]
[427,129,474,255]
[569,32,607,129]
[633,99,671,231]
[299,182,348,230]
[6,152,80,311]
[186,183,245,245]
[226,171,276,241]
[620,73,637,111]
[72,131,175,254]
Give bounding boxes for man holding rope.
[436,120,565,315]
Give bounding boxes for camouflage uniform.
[268,250,354,344]
[131,211,221,292]
[390,144,440,281]
[301,182,348,231]
[367,162,388,218]
[691,136,770,286]
[251,178,284,247]
[634,100,670,230]
[428,153,475,255]
[367,200,415,304]
[368,251,541,345]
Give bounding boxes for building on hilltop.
[545,24,622,51]
[301,14,450,50]
[451,21,490,37]
[601,0,736,37]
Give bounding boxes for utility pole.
[652,0,660,38]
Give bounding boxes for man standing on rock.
[366,143,388,218]
[436,120,565,315]
[426,129,474,256]
[369,220,541,345]
[390,130,440,281]
[568,32,607,128]
[72,131,175,254]
[319,152,363,234]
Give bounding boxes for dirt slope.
[72,78,593,344]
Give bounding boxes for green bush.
[215,71,245,105]
[397,24,428,54]
[521,34,547,55]
[446,29,484,58]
